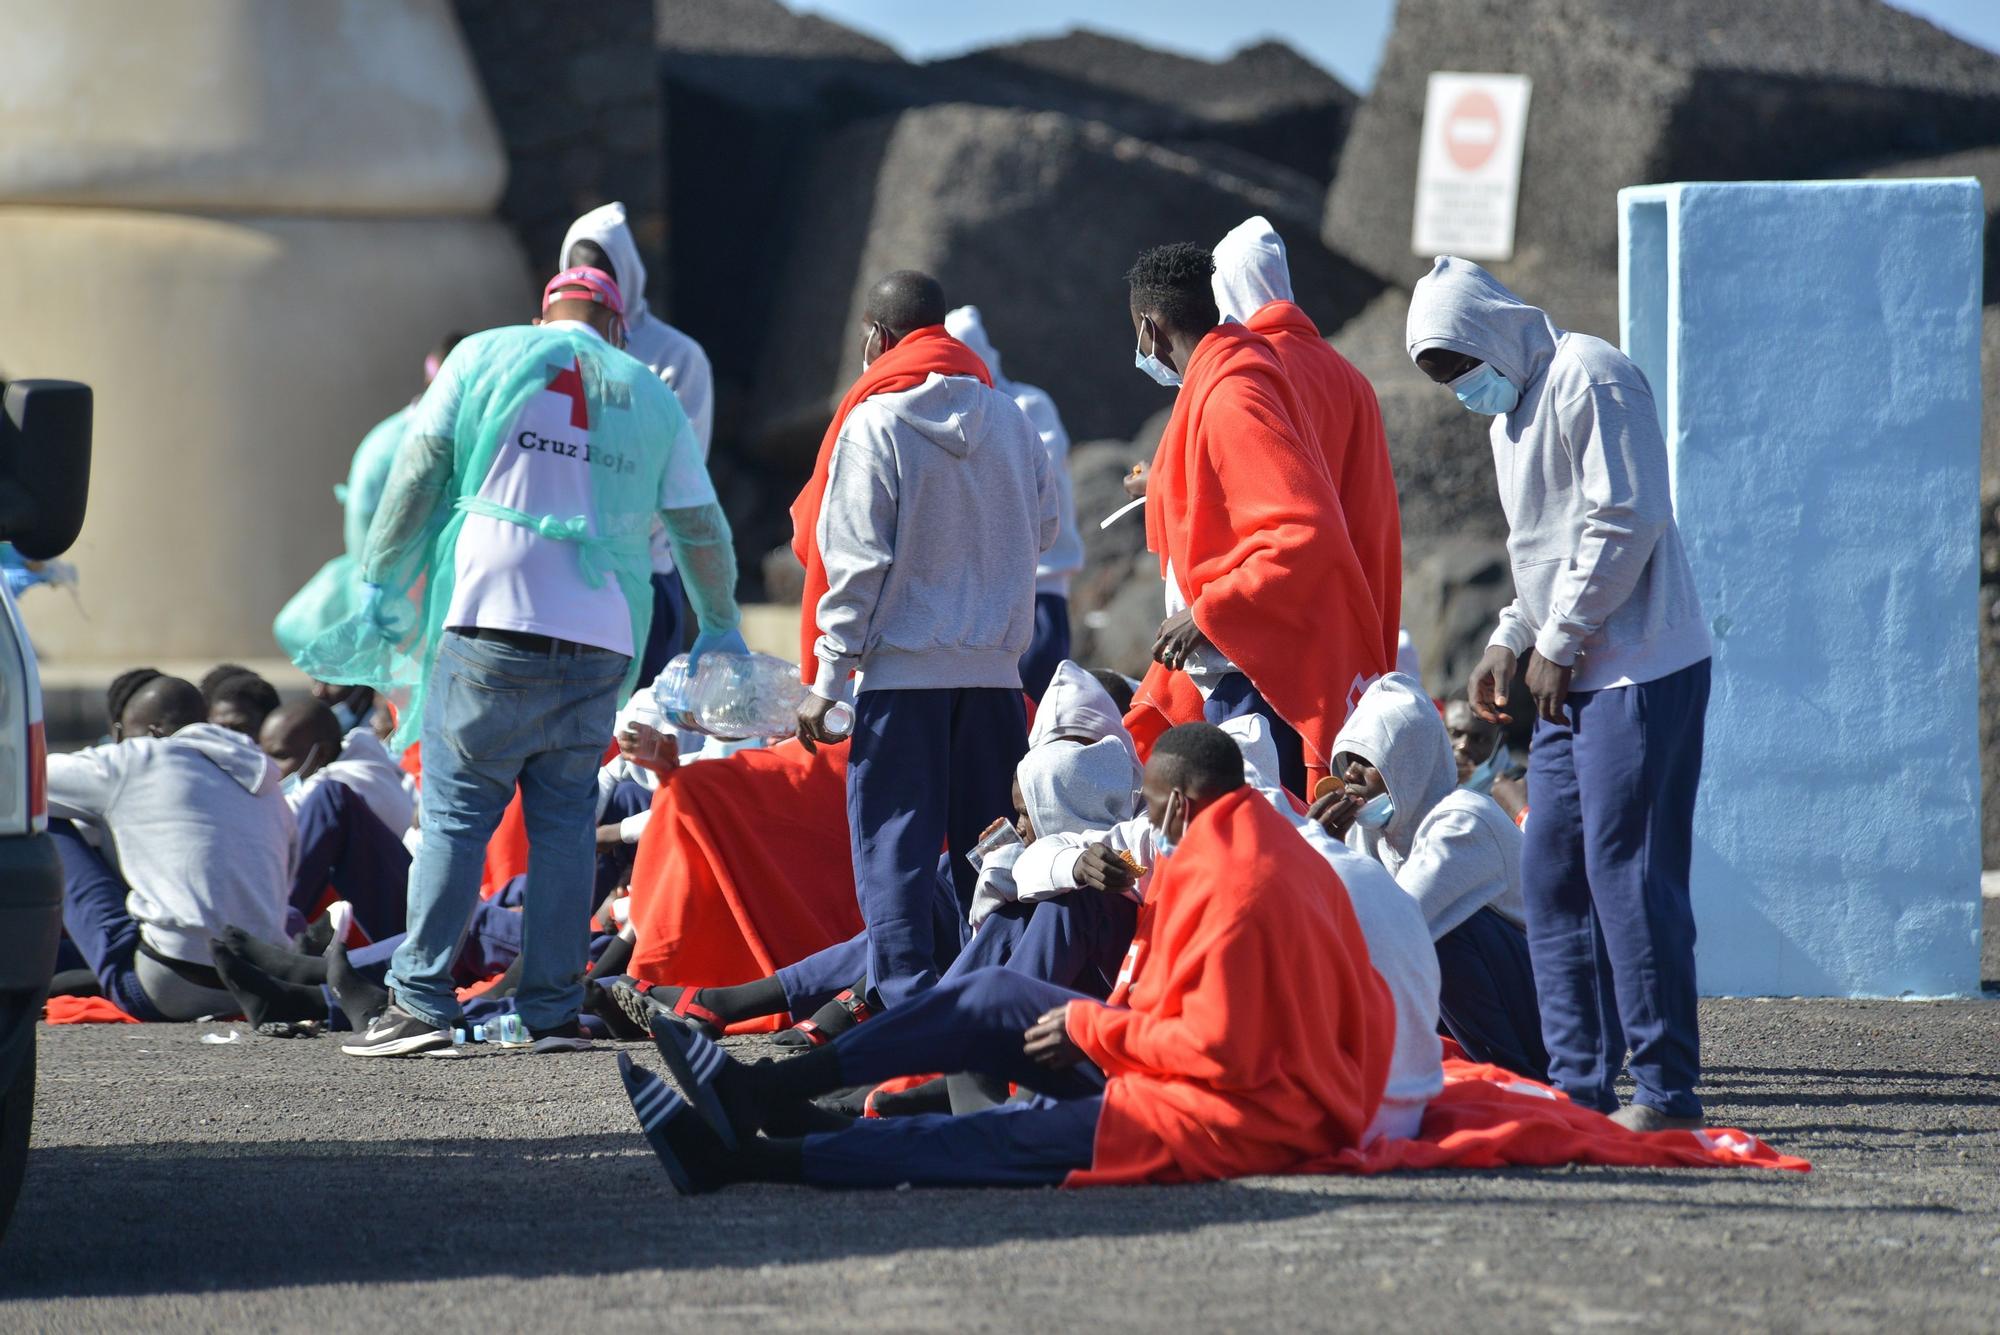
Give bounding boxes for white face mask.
[1134,320,1182,388]
[861,323,884,371]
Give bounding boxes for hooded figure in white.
[1029,660,1142,780]
[944,305,1082,600]
[1405,257,1709,692]
[1333,673,1524,939]
[1211,215,1293,324]
[561,202,718,579]
[1218,714,1443,1144]
[970,736,1141,927]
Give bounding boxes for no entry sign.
[1412,72,1532,261]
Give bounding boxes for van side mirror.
[0,380,92,561]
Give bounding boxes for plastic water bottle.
[653,651,853,742]
[494,1013,530,1047]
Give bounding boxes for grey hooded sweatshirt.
[1334,673,1524,941]
[812,372,1060,700]
[1407,257,1710,692]
[48,723,297,963]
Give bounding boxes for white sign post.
[1411,72,1532,261]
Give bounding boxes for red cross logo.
[546,357,588,430]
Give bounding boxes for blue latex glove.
[361,582,414,639]
[687,626,748,669]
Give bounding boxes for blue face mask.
[1449,361,1519,416]
[1354,791,1395,830]
[280,770,302,797]
[1462,742,1512,795]
[331,697,363,732]
[1134,321,1182,388]
[1151,791,1184,859]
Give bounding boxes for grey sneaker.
[1609,1103,1706,1133]
[339,1002,453,1058]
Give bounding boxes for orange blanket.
[1135,323,1382,783]
[1247,300,1402,672]
[43,996,140,1024]
[1064,787,1395,1186]
[787,326,992,684]
[625,740,863,1032]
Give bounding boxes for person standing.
[792,270,1058,1010]
[560,202,717,685]
[1406,255,1712,1131]
[944,304,1082,701]
[1123,242,1377,799]
[313,265,745,1056]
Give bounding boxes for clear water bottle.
[653,651,852,742]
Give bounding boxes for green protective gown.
[272,405,411,663]
[290,324,737,750]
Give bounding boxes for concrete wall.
[0,0,532,671]
[1620,180,1985,996]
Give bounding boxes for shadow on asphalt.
[0,1133,1378,1299]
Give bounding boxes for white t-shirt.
[427,321,716,653]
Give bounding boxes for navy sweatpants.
[1522,658,1710,1118]
[847,688,1026,1009]
[1017,592,1072,703]
[801,967,1105,1187]
[776,854,966,1018]
[291,780,411,941]
[1203,675,1307,800]
[1435,906,1548,1082]
[946,891,1137,1000]
[50,820,166,1020]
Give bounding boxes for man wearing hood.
[1124,243,1379,800]
[1319,673,1546,1082]
[47,674,296,1021]
[1212,216,1401,680]
[792,270,1059,1012]
[944,305,1082,701]
[561,202,718,684]
[1406,258,1712,1131]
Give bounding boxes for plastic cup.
[824,700,855,739]
[966,819,1024,871]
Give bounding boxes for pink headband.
[542,266,625,316]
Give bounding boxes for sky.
[786,0,2000,91]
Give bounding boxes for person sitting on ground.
[620,722,1395,1192]
[1444,693,1526,823]
[48,674,295,1021]
[257,698,415,940]
[204,667,282,740]
[1311,673,1547,1081]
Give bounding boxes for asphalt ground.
[1,989,1995,1333]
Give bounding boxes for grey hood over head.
[1030,661,1141,776]
[1333,672,1457,852]
[1211,215,1294,324]
[1018,736,1139,839]
[560,202,653,326]
[1405,255,1560,394]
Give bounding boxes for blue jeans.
[1523,658,1710,1118]
[847,688,1027,1009]
[389,631,628,1032]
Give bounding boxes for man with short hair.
[204,668,281,740]
[621,723,1394,1191]
[310,264,745,1056]
[791,270,1058,1011]
[560,202,716,685]
[1407,256,1712,1131]
[1124,243,1379,799]
[49,675,295,1021]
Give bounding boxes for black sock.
[210,938,327,1028]
[945,1071,1009,1115]
[588,934,634,980]
[219,925,328,985]
[741,1045,845,1109]
[734,1136,807,1184]
[764,1100,857,1136]
[325,941,389,1032]
[694,974,788,1023]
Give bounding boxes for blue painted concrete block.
[1618,180,1985,996]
